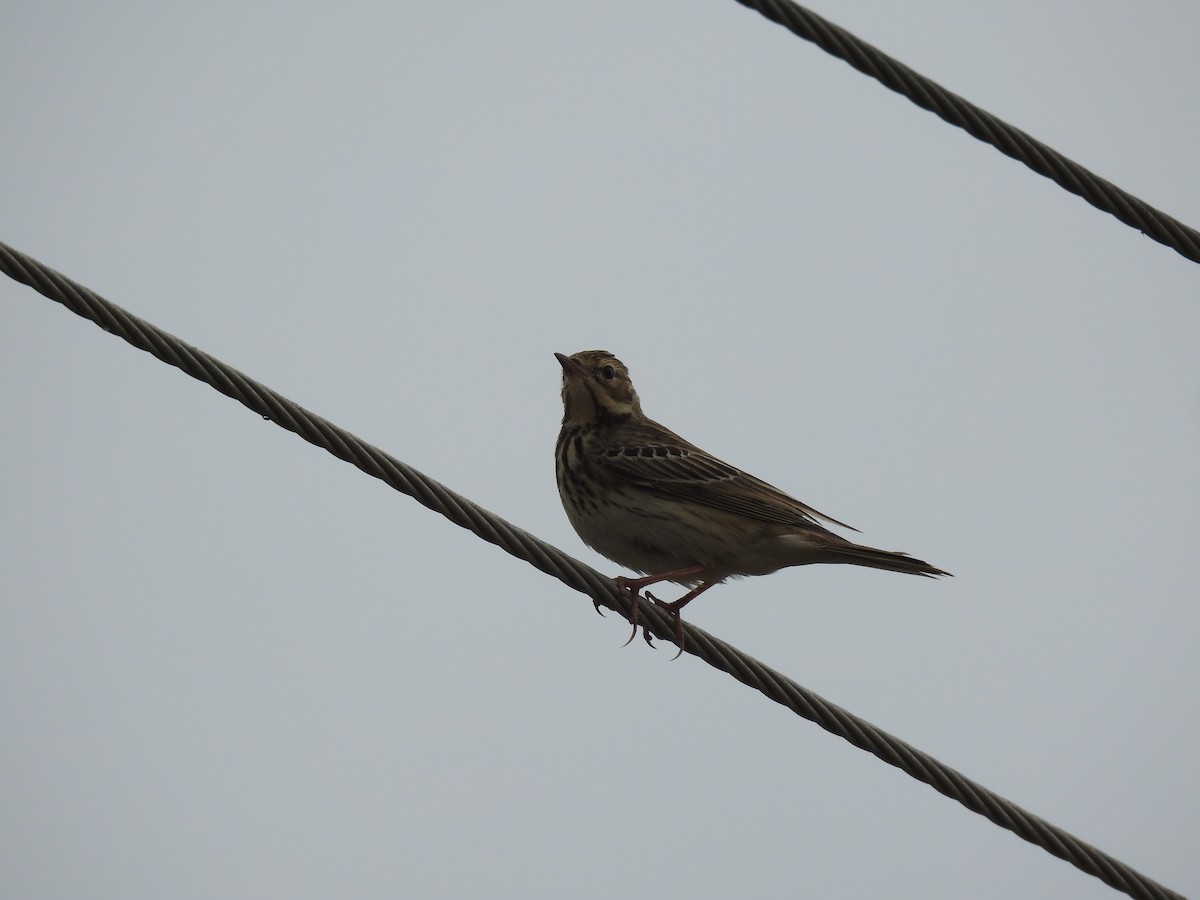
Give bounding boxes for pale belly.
[564,488,830,583]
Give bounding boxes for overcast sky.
[2,3,1197,898]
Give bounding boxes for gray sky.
[2,2,1197,898]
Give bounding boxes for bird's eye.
[601,365,616,381]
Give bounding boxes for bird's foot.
[609,568,709,655]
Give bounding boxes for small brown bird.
[554,350,949,654]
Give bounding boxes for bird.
[554,350,949,656]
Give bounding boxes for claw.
[614,576,642,648]
[590,597,607,617]
[652,596,687,659]
[670,613,685,660]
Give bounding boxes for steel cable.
[732,0,1200,266]
[0,240,1184,899]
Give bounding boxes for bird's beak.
[555,352,587,378]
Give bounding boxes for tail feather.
[825,542,951,578]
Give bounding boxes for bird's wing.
[595,420,858,532]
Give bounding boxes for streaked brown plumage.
[554,350,949,653]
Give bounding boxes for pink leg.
[613,566,707,648]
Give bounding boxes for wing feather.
[595,420,858,532]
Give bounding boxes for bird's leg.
[654,581,717,660]
[613,566,706,648]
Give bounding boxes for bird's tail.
[824,541,951,578]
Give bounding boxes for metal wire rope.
[732,0,1200,266]
[0,240,1184,900]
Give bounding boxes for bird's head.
[555,350,642,424]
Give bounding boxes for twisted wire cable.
[1,240,1183,900]
[733,0,1200,266]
